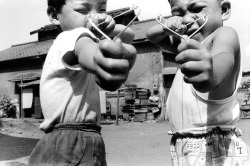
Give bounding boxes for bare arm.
[108,24,135,44]
[74,36,98,73]
[63,35,131,75]
[207,27,240,97]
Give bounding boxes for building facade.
[0,8,178,119]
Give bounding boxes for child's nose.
[89,9,98,15]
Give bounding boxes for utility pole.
[20,75,24,119]
[116,90,120,125]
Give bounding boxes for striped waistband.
[169,125,241,135]
[169,126,243,146]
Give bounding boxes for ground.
[1,117,250,166]
[0,118,44,139]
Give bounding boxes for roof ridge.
[11,41,38,47]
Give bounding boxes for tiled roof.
[243,71,250,76]
[0,39,53,62]
[0,19,158,62]
[30,7,132,35]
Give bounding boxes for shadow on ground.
[0,133,39,161]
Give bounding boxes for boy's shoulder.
[214,26,237,34]
[209,26,239,46]
[212,26,238,39]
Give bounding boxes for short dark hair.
[47,0,66,15]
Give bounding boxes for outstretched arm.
[147,24,179,54]
[147,16,185,55]
[109,24,135,44]
[176,26,240,99]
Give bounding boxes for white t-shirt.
[39,28,101,132]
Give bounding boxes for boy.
[28,0,136,165]
[147,0,250,165]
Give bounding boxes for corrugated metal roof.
[0,19,158,62]
[130,18,158,41]
[0,39,53,62]
[18,80,40,88]
[9,71,42,82]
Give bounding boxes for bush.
[0,95,16,118]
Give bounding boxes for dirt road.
[1,118,250,166]
[102,121,171,166]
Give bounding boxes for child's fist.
[94,38,136,91]
[96,14,115,34]
[176,39,214,92]
[87,13,115,38]
[163,16,187,36]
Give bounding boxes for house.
[237,70,250,106]
[0,8,178,119]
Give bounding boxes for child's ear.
[221,0,231,21]
[47,7,60,25]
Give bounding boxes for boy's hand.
[176,38,214,92]
[87,13,115,37]
[94,38,137,91]
[96,14,115,34]
[162,16,187,36]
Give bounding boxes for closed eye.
[191,6,204,13]
[99,8,106,13]
[99,4,107,13]
[75,9,88,14]
[188,3,205,13]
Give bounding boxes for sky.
[0,0,249,70]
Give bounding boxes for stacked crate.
[122,85,153,122]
